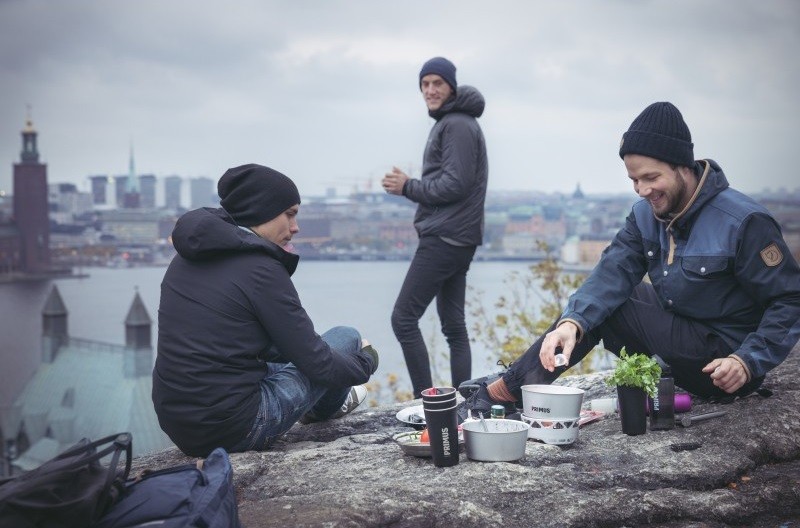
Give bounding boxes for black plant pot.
[617,385,647,436]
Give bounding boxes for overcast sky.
[1,0,798,200]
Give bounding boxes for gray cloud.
[1,0,798,199]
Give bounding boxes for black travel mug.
[422,397,459,467]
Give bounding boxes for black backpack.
[91,447,241,528]
[0,432,132,528]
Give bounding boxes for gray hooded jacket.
[403,85,488,246]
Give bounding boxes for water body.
[0,261,542,404]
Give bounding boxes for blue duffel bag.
[92,447,241,528]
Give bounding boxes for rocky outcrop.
[135,348,800,527]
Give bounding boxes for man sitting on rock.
[153,164,379,456]
[459,102,800,421]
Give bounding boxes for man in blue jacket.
[153,164,379,456]
[382,57,489,397]
[459,102,800,419]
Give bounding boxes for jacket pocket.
[680,256,731,280]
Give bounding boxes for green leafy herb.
[605,348,662,398]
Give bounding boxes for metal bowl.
[392,430,465,458]
[462,419,530,462]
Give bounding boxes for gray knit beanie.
[419,57,457,92]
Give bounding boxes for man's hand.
[361,338,379,375]
[382,166,409,195]
[540,322,579,372]
[702,357,748,393]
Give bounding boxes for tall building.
[13,116,50,274]
[190,176,215,208]
[138,174,156,209]
[122,145,140,209]
[164,175,182,210]
[113,175,128,207]
[88,175,109,205]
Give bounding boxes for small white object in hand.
[554,353,568,367]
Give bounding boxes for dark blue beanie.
[419,57,457,92]
[619,102,694,167]
[218,164,300,226]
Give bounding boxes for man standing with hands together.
[383,56,489,398]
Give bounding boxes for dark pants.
[391,236,477,397]
[503,282,764,400]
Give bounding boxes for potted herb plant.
[605,348,662,436]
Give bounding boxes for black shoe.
[456,382,516,424]
[457,361,509,398]
[458,374,501,399]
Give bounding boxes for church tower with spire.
[13,109,50,274]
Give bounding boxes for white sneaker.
[299,385,368,424]
[332,385,368,419]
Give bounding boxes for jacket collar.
[172,207,299,276]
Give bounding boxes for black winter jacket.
[152,207,375,456]
[403,85,489,246]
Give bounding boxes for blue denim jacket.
[562,160,800,378]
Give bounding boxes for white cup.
[588,398,618,413]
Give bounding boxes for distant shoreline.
[1,255,595,277]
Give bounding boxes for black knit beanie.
[419,57,457,92]
[218,164,300,226]
[619,102,694,167]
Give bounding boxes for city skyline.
[2,1,799,198]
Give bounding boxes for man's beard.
[654,170,687,218]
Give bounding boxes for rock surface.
[135,348,800,527]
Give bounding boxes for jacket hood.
[430,85,485,120]
[171,207,299,274]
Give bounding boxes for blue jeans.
[229,326,360,452]
[391,236,476,397]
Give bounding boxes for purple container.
[674,392,692,413]
[646,392,692,414]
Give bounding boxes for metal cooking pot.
[462,419,530,462]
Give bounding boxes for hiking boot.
[299,385,368,424]
[455,382,516,424]
[458,370,507,399]
[457,360,510,398]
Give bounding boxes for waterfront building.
[122,146,140,209]
[13,116,50,274]
[189,176,215,208]
[138,174,157,209]
[0,193,11,221]
[164,175,182,210]
[48,183,93,225]
[0,285,172,475]
[100,209,163,245]
[113,175,128,207]
[0,224,21,273]
[482,212,508,251]
[88,175,110,206]
[504,205,567,254]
